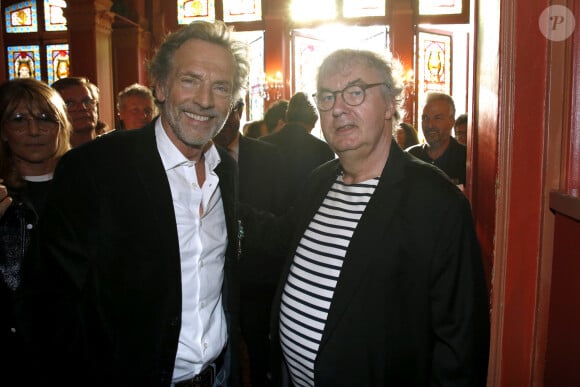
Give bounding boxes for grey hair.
[316,48,405,122]
[147,20,250,103]
[425,92,456,118]
[117,83,155,111]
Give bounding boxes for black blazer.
[236,135,287,285]
[18,120,242,386]
[238,135,284,216]
[267,142,489,386]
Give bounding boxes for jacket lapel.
[318,143,407,349]
[131,122,178,236]
[214,145,239,260]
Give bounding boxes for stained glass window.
[44,0,67,31]
[178,0,215,24]
[223,0,262,22]
[343,0,385,18]
[5,1,38,33]
[7,45,41,80]
[46,44,69,84]
[419,0,463,16]
[417,31,452,120]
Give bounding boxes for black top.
[260,123,335,209]
[1,178,52,385]
[406,136,467,185]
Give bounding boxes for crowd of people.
[0,20,488,387]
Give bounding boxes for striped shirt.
[279,175,379,386]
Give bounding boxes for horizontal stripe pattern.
[280,177,379,386]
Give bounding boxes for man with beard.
[19,20,249,386]
[407,92,466,187]
[52,76,104,147]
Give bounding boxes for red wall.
[544,213,580,386]
[499,1,549,384]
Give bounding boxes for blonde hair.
[0,78,71,188]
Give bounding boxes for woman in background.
[395,121,420,150]
[0,78,71,384]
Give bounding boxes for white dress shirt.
[154,121,228,383]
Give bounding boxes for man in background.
[116,83,157,130]
[52,76,105,147]
[455,113,468,145]
[263,99,288,135]
[407,92,467,187]
[260,91,335,208]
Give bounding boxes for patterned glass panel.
[419,0,462,15]
[46,44,70,85]
[44,0,67,31]
[223,0,262,22]
[178,0,215,24]
[343,0,385,18]
[7,45,41,80]
[5,1,38,33]
[417,31,452,125]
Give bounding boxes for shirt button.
[10,327,16,333]
[26,224,33,230]
[201,302,205,309]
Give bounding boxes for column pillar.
[64,0,115,129]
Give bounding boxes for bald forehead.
[423,98,453,117]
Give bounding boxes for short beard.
[166,110,227,147]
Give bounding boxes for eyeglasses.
[65,98,97,111]
[313,82,388,111]
[5,112,59,134]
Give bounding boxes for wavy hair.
[147,20,250,104]
[316,49,405,123]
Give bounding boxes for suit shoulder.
[242,135,278,152]
[258,131,281,144]
[406,144,424,157]
[402,154,464,199]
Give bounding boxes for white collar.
[155,118,221,171]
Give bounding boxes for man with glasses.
[255,49,489,386]
[52,76,103,147]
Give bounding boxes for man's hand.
[0,179,13,217]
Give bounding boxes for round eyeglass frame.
[5,112,59,134]
[313,82,388,111]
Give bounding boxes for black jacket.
[407,136,467,185]
[260,123,335,209]
[18,121,242,386]
[248,142,489,386]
